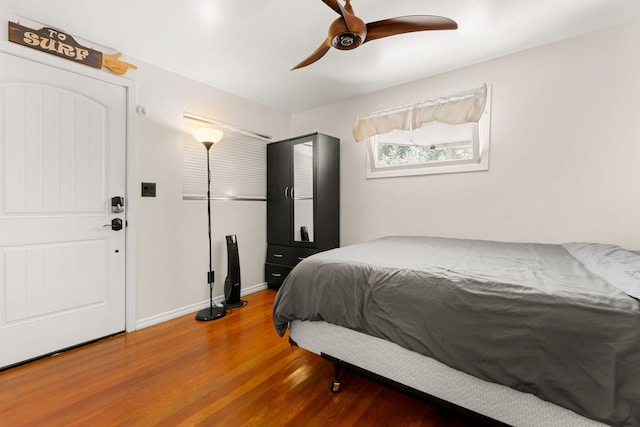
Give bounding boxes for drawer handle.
[273,254,284,258]
[271,273,282,277]
[297,256,306,261]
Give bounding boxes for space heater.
[224,235,243,308]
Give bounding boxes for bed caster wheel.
[330,379,341,393]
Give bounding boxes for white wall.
[131,61,290,320]
[2,10,638,327]
[0,10,291,324]
[291,19,640,250]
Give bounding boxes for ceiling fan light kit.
[292,0,458,70]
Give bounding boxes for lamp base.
[195,306,226,321]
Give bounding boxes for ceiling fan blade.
[335,0,361,33]
[291,39,332,70]
[321,0,342,15]
[364,16,458,43]
[342,0,355,15]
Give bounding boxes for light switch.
[141,182,156,197]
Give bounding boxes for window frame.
[365,86,491,179]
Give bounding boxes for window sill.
[365,156,489,179]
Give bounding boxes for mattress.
[273,236,640,426]
[289,319,606,427]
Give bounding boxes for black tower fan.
[224,235,243,308]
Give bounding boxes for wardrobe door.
[315,133,340,250]
[266,141,291,246]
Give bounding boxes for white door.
[0,52,127,368]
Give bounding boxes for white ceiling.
[1,0,639,113]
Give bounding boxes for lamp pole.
[194,130,226,321]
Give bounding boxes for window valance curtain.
[352,84,487,142]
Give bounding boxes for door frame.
[0,39,138,332]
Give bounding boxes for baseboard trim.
[135,282,269,330]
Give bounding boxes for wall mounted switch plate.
[141,182,156,197]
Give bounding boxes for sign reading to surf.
[8,21,137,75]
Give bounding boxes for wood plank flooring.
[0,290,480,426]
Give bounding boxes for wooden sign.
[8,21,137,75]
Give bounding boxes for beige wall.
[2,9,639,326]
[0,10,291,324]
[131,61,290,320]
[291,19,640,250]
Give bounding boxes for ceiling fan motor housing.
[332,33,362,49]
[329,17,365,50]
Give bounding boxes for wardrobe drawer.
[266,245,318,267]
[291,247,319,265]
[265,263,292,289]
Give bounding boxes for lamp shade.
[192,127,224,144]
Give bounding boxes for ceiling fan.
[291,0,458,70]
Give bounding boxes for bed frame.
[289,320,606,427]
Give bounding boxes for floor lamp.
[192,127,227,321]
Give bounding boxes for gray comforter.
[272,236,640,426]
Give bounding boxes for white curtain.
[352,84,487,142]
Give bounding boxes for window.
[355,85,491,179]
[182,113,271,200]
[371,120,478,166]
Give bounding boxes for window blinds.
[183,114,269,200]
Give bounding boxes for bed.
[272,236,640,427]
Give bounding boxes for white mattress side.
[289,320,605,427]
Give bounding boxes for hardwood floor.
[0,290,481,426]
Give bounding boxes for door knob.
[103,218,123,231]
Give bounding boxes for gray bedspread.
[272,236,640,426]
